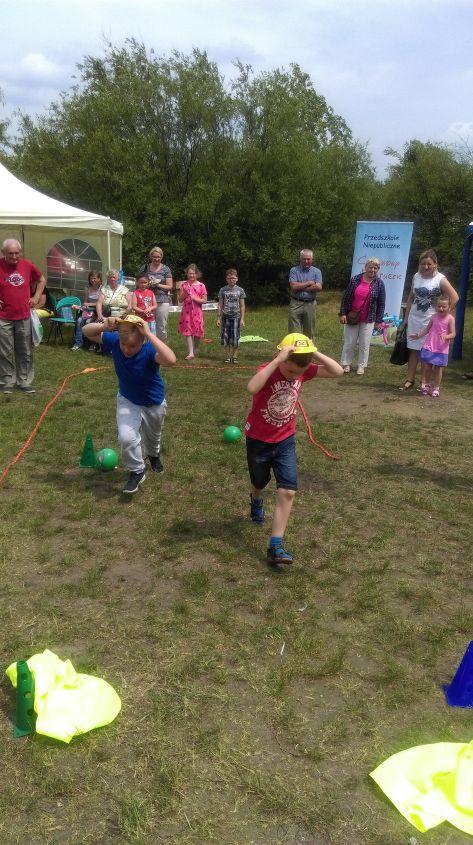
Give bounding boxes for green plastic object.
[239,335,269,343]
[95,448,119,471]
[14,660,35,737]
[223,425,242,443]
[79,434,96,468]
[6,650,121,744]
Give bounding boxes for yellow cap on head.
[117,314,145,327]
[276,333,317,354]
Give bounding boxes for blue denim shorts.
[246,435,297,491]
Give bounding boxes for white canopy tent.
[0,163,123,291]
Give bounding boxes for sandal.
[431,387,440,398]
[399,380,414,391]
[421,384,432,396]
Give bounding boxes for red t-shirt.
[245,363,318,444]
[134,288,155,323]
[0,258,42,320]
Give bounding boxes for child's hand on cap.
[135,318,149,335]
[276,344,295,361]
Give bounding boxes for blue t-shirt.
[288,265,323,302]
[102,332,165,407]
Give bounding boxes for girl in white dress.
[400,250,458,391]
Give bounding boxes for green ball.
[223,425,242,443]
[96,448,119,471]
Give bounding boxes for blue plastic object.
[443,641,473,707]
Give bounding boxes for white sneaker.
[356,367,365,375]
[71,345,81,351]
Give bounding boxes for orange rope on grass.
[0,361,338,487]
[0,367,110,487]
[176,362,340,460]
[297,399,340,460]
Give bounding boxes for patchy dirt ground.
[302,377,473,421]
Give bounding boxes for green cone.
[14,660,35,737]
[80,434,96,468]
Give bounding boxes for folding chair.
[47,296,81,344]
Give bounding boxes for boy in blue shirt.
[84,314,176,494]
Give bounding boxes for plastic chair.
[47,296,81,344]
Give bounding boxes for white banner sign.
[351,221,414,318]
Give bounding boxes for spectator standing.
[216,268,246,363]
[137,247,173,341]
[0,238,45,394]
[338,258,386,375]
[288,249,323,342]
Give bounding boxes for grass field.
[0,293,472,845]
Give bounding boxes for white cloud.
[0,53,70,87]
[1,0,473,178]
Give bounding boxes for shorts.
[246,434,297,491]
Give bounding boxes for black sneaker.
[20,386,36,394]
[2,387,13,394]
[250,495,265,525]
[267,544,294,570]
[148,454,163,472]
[122,470,146,494]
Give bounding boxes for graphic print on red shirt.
[0,258,42,321]
[245,363,318,444]
[134,288,155,323]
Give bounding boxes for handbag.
[346,289,371,325]
[346,309,361,325]
[102,287,121,318]
[389,325,409,365]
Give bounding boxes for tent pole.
[452,225,473,360]
[107,230,111,270]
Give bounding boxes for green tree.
[220,63,377,301]
[7,43,377,297]
[10,41,235,275]
[382,140,473,276]
[0,87,10,157]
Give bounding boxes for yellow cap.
[117,314,145,327]
[276,333,317,353]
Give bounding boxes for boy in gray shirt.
[216,268,246,363]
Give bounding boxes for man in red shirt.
[0,239,45,394]
[245,332,343,570]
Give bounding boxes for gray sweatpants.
[287,299,317,341]
[155,302,170,341]
[116,393,167,473]
[0,318,34,389]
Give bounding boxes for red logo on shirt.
[7,273,25,287]
[262,379,301,427]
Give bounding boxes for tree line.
[1,40,472,302]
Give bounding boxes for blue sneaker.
[267,543,293,569]
[250,495,265,525]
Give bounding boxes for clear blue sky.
[2,0,472,176]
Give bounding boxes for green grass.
[0,293,472,844]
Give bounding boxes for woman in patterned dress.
[400,250,458,391]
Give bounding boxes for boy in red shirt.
[245,333,343,570]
